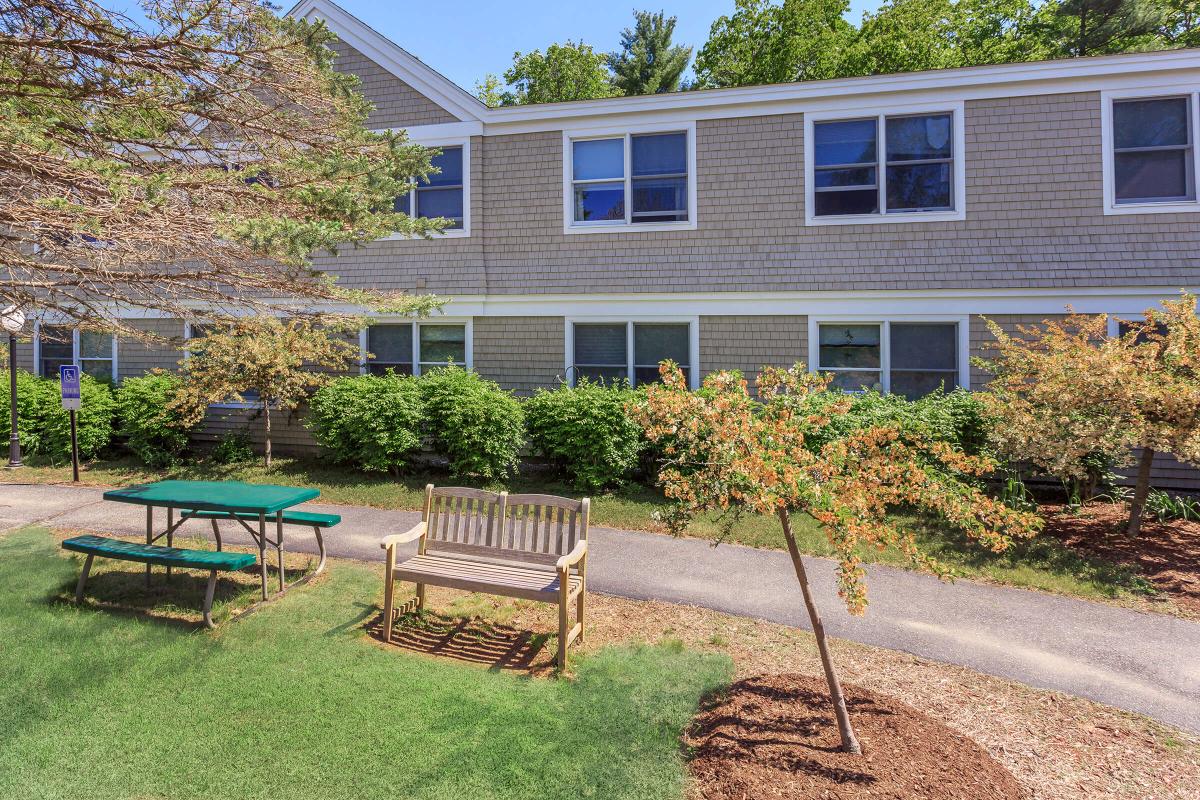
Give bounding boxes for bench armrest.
[556,540,588,572]
[380,521,427,550]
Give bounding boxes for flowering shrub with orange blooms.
[977,293,1200,535]
[630,363,1041,615]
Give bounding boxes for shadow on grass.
[366,607,551,672]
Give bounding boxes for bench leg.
[276,511,285,594]
[382,546,396,643]
[415,582,425,612]
[558,579,569,669]
[201,570,218,629]
[74,554,95,603]
[577,583,586,645]
[312,526,327,576]
[210,519,223,551]
[166,508,174,583]
[257,512,268,601]
[145,506,153,587]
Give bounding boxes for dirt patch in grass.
[1043,503,1200,614]
[685,673,1023,800]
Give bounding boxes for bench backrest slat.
[419,485,588,567]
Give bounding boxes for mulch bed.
[1042,503,1200,613]
[685,673,1024,800]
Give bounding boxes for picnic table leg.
[210,519,223,551]
[166,507,174,583]
[257,512,268,601]
[312,526,327,576]
[145,505,153,587]
[74,554,94,603]
[276,511,285,593]
[202,570,218,629]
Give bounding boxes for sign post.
[59,365,81,482]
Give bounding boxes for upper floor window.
[813,320,961,400]
[363,322,469,376]
[805,105,965,225]
[1113,96,1195,206]
[390,142,469,236]
[569,321,694,387]
[563,125,696,234]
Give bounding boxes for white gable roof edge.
[287,0,486,123]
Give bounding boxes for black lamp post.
[2,305,24,469]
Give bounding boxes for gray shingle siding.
[329,39,458,129]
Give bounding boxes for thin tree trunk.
[777,508,861,755]
[1127,447,1155,537]
[263,402,272,470]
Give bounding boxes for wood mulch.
[1042,503,1200,614]
[685,673,1024,800]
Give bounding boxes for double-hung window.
[36,326,116,381]
[565,126,695,232]
[807,105,964,224]
[1103,92,1200,213]
[363,322,469,376]
[813,321,961,400]
[392,142,468,233]
[570,321,694,387]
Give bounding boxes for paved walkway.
[3,482,1199,734]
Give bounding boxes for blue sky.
[109,0,883,93]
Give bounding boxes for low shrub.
[798,387,991,456]
[211,431,254,465]
[46,373,117,460]
[308,374,425,474]
[114,372,194,467]
[525,380,643,491]
[0,370,58,455]
[419,366,524,480]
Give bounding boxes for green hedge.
[419,366,524,480]
[0,370,115,460]
[113,373,194,468]
[526,380,643,491]
[308,374,425,474]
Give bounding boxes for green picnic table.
[101,480,335,601]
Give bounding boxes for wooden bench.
[381,486,590,667]
[62,534,256,628]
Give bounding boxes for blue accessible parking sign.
[59,365,81,410]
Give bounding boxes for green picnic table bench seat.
[62,534,256,628]
[181,509,341,528]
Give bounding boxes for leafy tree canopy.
[0,0,445,338]
[483,41,622,106]
[608,10,693,96]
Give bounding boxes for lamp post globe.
[3,305,25,469]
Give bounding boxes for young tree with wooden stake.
[171,317,361,468]
[978,294,1200,536]
[630,364,1039,754]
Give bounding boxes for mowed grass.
[0,527,732,800]
[5,455,1159,607]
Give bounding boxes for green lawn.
[0,527,731,800]
[4,454,1160,607]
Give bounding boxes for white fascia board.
[481,49,1200,131]
[96,286,1199,320]
[287,0,487,123]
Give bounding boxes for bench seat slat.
[180,510,341,527]
[62,535,256,571]
[392,554,581,602]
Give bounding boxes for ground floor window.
[814,320,959,399]
[36,326,116,381]
[571,321,692,387]
[364,322,469,376]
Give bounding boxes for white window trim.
[807,315,970,392]
[359,318,473,376]
[804,101,967,227]
[1100,88,1200,216]
[31,322,118,382]
[562,121,698,235]
[564,317,700,389]
[381,136,471,239]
